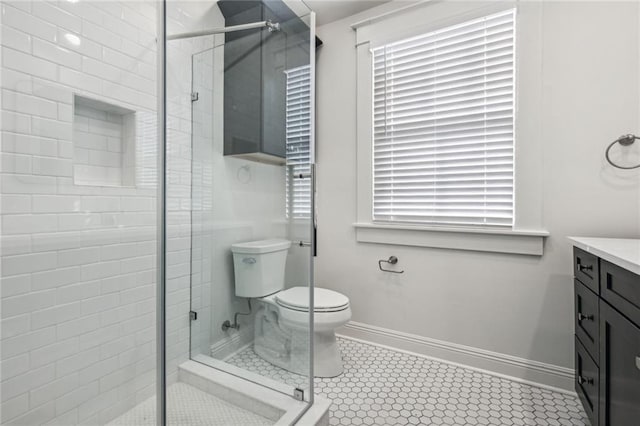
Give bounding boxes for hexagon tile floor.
[227,337,589,426]
[107,382,272,426]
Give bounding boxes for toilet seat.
[275,287,350,313]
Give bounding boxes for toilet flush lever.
[242,257,256,264]
[378,256,404,274]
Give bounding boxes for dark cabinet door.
[260,4,286,158]
[574,247,600,294]
[576,279,600,363]
[600,260,640,327]
[223,2,263,156]
[576,337,600,426]
[599,301,640,426]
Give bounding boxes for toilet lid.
[276,287,350,312]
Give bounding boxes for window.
[354,4,547,255]
[285,65,312,219]
[371,9,515,227]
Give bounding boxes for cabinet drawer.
[574,247,600,294]
[600,260,640,327]
[575,337,599,426]
[599,301,640,426]
[575,280,599,363]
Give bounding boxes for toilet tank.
[231,239,291,298]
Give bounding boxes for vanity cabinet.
[572,245,640,426]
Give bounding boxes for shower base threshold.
[108,360,329,426]
[180,360,330,425]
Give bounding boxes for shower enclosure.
[0,0,317,424]
[165,0,316,402]
[161,0,318,421]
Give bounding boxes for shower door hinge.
[189,311,198,321]
[293,388,304,401]
[191,92,199,102]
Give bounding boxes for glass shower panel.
[187,2,315,401]
[190,47,215,360]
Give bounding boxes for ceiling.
[302,0,389,26]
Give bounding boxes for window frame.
[354,2,548,255]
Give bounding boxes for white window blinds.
[285,65,311,219]
[372,9,515,227]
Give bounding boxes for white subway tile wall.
[0,1,211,424]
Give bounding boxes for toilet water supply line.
[222,299,252,331]
[222,300,291,343]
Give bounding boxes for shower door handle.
[313,225,317,257]
[311,164,317,257]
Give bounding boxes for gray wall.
[314,0,640,385]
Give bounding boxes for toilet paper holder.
[378,256,404,274]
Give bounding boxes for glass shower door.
[187,7,316,403]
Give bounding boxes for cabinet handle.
[636,356,640,371]
[577,312,594,322]
[578,263,593,272]
[578,376,594,385]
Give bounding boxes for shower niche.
[220,0,313,165]
[72,95,136,187]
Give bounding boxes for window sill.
[354,223,549,256]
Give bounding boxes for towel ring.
[605,134,640,169]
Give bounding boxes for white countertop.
[569,237,640,276]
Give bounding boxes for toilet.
[231,238,351,377]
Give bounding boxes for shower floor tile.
[226,345,310,389]
[106,382,273,426]
[227,337,588,426]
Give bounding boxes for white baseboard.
[338,321,576,394]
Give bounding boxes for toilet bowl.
[231,239,352,377]
[259,286,351,377]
